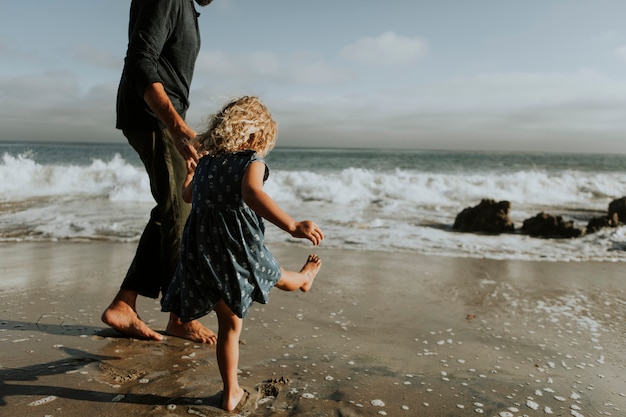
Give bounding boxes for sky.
[2,1,626,154]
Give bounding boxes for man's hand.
[143,82,199,163]
[173,134,199,165]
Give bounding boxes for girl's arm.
[242,161,324,246]
[181,158,195,203]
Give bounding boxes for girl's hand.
[182,155,197,203]
[185,157,197,176]
[292,220,324,246]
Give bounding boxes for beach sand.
[1,241,625,417]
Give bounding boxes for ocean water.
[1,141,625,262]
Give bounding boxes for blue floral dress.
[161,150,281,320]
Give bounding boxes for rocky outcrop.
[585,197,624,234]
[521,212,583,238]
[608,197,626,222]
[586,213,620,234]
[454,196,626,238]
[453,199,515,234]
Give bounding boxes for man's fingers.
[187,144,199,163]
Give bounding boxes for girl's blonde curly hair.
[196,96,277,157]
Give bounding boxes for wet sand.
[1,241,625,417]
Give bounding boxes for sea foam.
[1,148,625,262]
[0,152,150,202]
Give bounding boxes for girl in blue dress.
[161,95,323,410]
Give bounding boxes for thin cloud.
[0,36,33,63]
[264,68,626,151]
[341,31,429,66]
[72,45,123,71]
[591,30,623,43]
[0,38,14,54]
[0,70,116,142]
[0,71,80,107]
[613,45,626,63]
[195,50,347,86]
[285,54,348,85]
[380,69,626,113]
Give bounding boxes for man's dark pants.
[121,129,190,299]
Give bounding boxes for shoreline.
[1,241,625,416]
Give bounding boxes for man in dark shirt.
[102,0,216,344]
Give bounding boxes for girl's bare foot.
[300,254,322,292]
[165,316,217,344]
[222,386,247,411]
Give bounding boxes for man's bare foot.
[101,300,163,341]
[300,254,322,292]
[165,315,217,344]
[222,386,247,411]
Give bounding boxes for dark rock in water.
[587,197,625,234]
[453,199,515,234]
[521,212,582,238]
[586,213,619,234]
[608,197,626,222]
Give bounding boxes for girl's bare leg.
[275,254,322,292]
[214,299,245,411]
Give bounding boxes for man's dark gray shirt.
[116,0,201,131]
